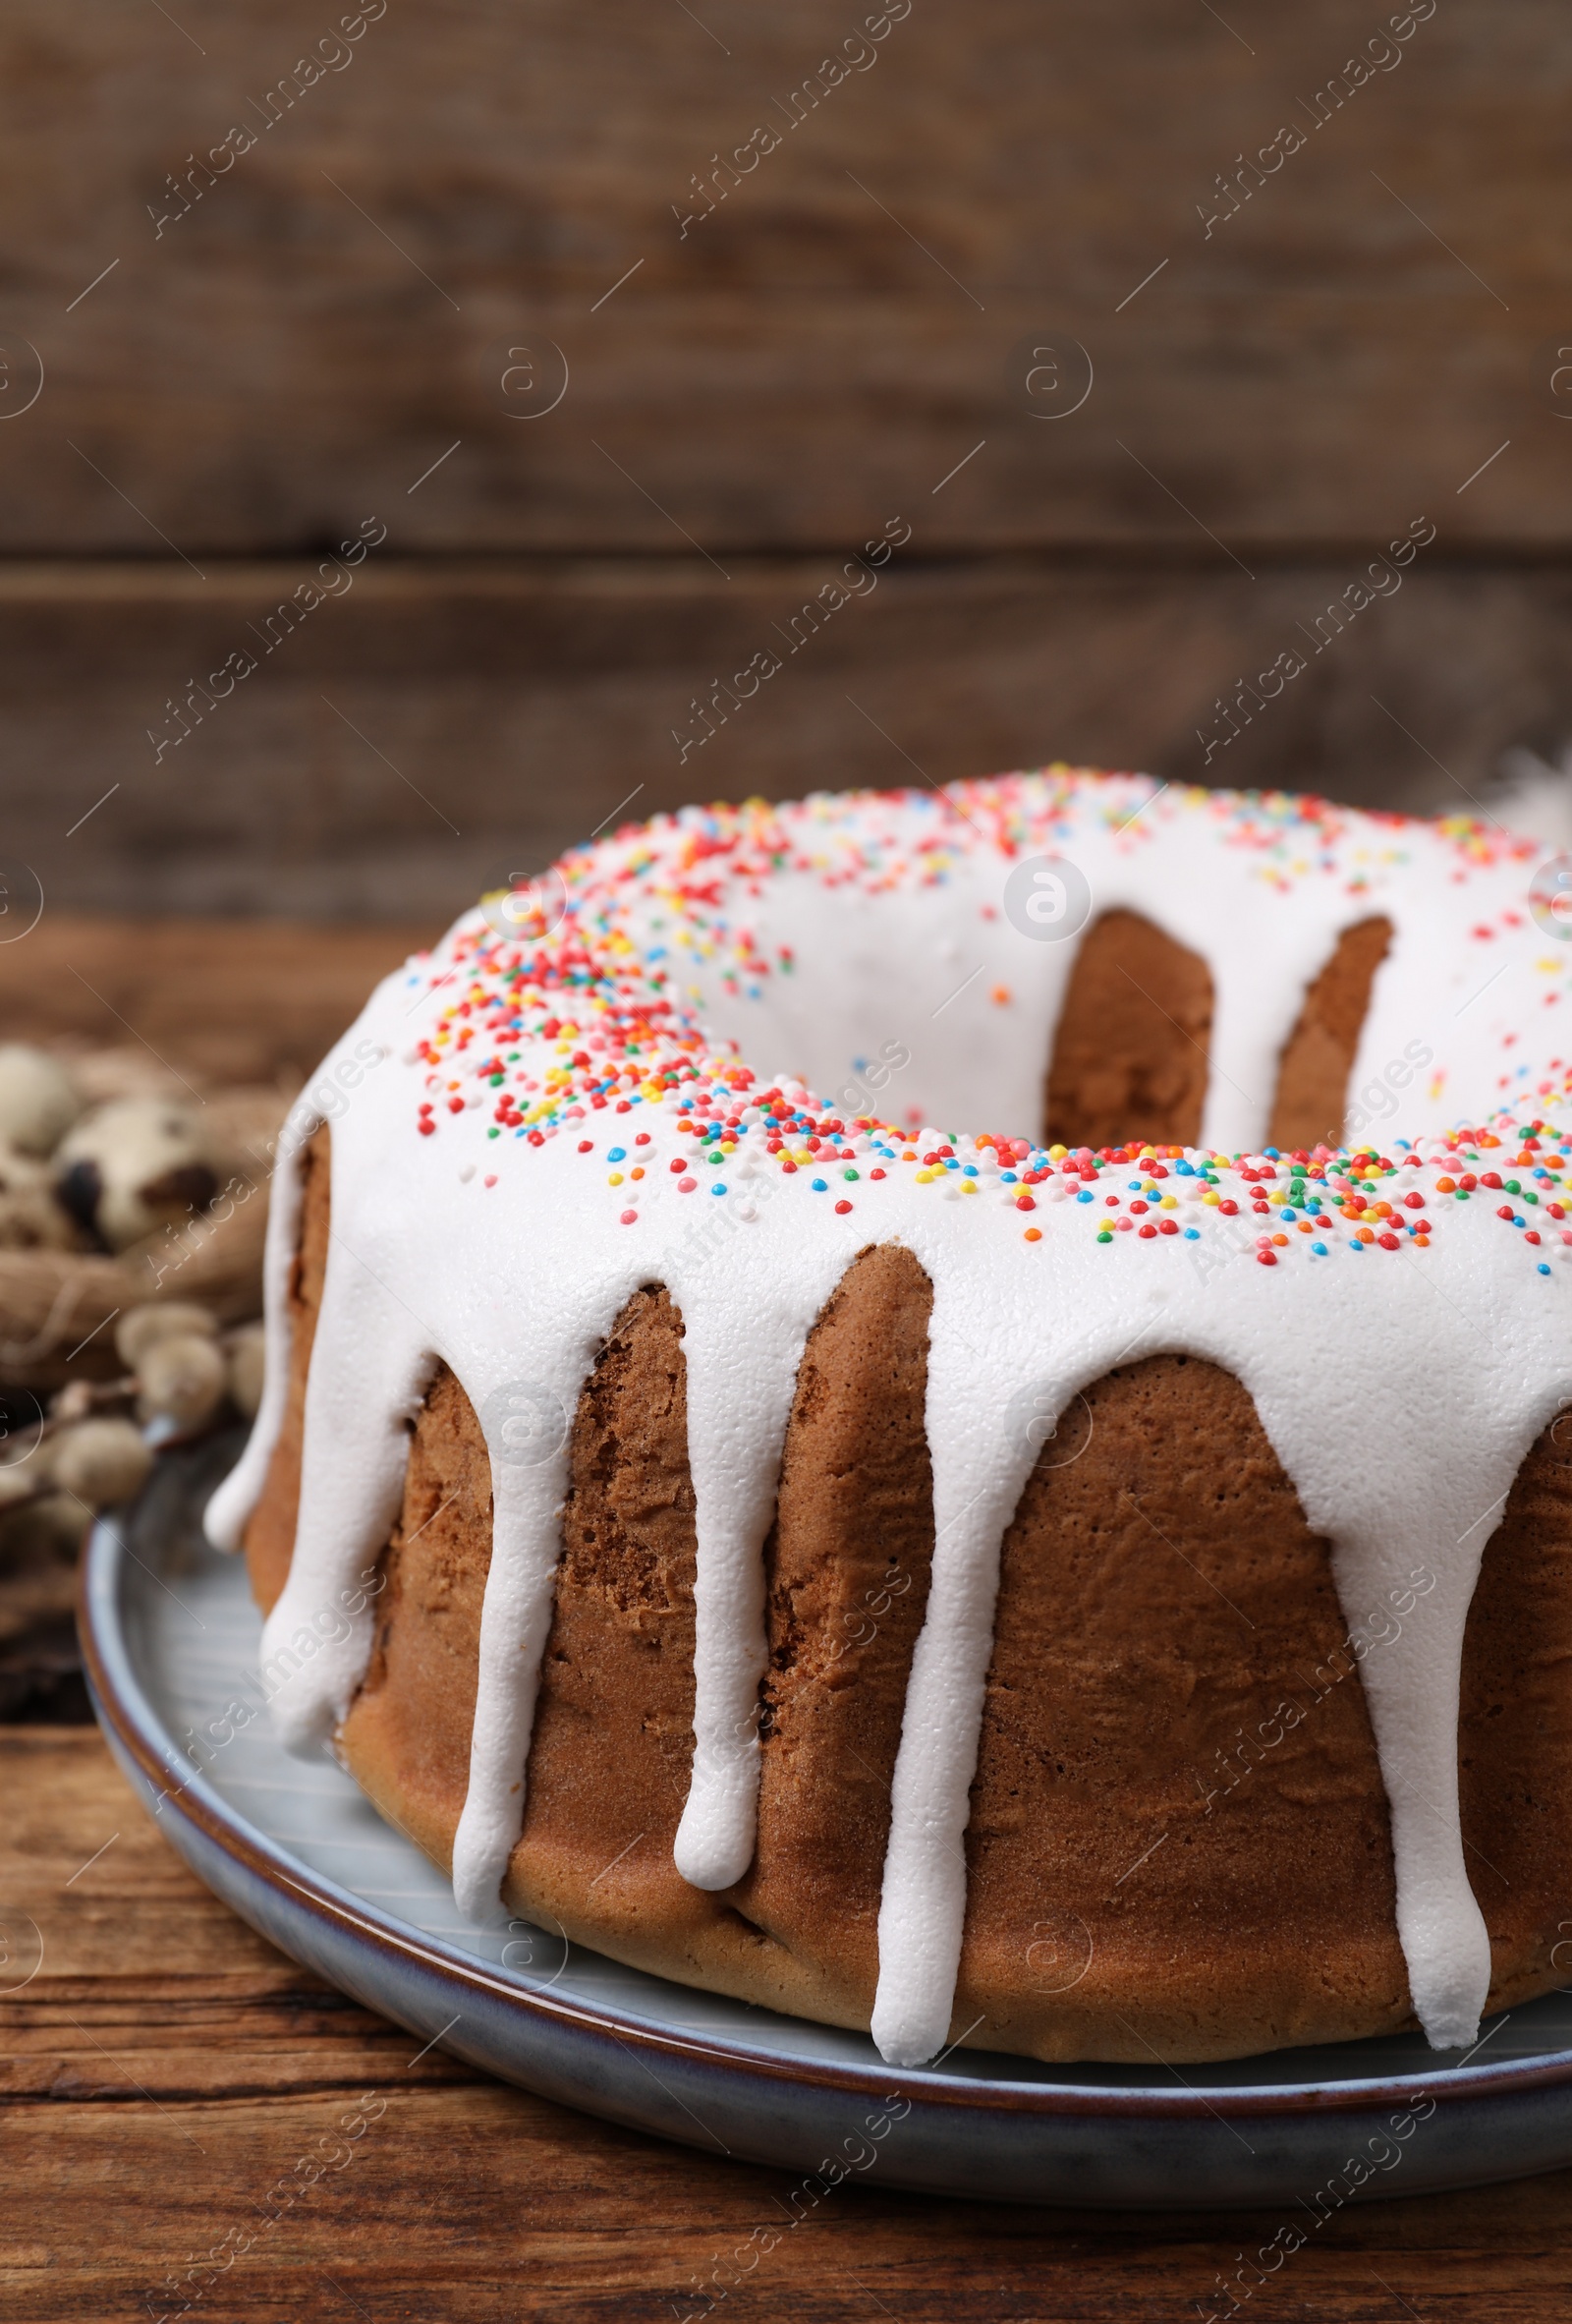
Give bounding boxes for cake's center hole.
[1043,911,1393,1154]
[1044,912,1212,1152]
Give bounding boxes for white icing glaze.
[203,1101,311,1555]
[671,1250,851,1890]
[205,773,1572,2063]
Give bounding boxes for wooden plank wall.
[2,0,1570,919]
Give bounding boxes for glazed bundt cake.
[207,770,1572,2069]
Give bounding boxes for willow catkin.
[136,1333,228,1431]
[226,1323,266,1420]
[52,1418,154,1510]
[116,1301,219,1371]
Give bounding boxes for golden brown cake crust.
[1267,916,1393,1154]
[1459,1410,1572,2011]
[960,1354,1410,2060]
[251,1128,1572,2064]
[335,1363,494,1874]
[1043,909,1212,1153]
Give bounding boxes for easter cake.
[208,771,1572,2068]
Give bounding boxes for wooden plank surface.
[3,557,1571,924]
[0,0,1568,554]
[0,910,437,1084]
[3,1726,1572,2322]
[1,1,1569,922]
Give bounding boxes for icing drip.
[203,1111,309,1554]
[258,1201,438,1751]
[870,1227,1049,2068]
[669,1252,850,1890]
[207,771,1572,2064]
[452,1399,579,1922]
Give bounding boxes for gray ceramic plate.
[79,1432,1572,2209]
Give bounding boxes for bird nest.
[0,1073,284,1391]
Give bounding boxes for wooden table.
[4,1729,1570,2323]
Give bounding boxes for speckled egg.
[54,1100,218,1253]
[0,1047,84,1156]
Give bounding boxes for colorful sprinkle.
[397,779,1570,1295]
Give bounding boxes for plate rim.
[78,1502,1572,2126]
